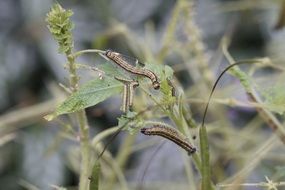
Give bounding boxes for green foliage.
[160,79,176,105]
[45,76,123,121]
[46,3,74,54]
[145,63,176,105]
[261,83,285,115]
[144,63,173,80]
[229,67,252,92]
[117,111,145,134]
[97,63,127,79]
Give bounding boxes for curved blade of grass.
[200,60,262,190]
[199,125,211,190]
[45,76,123,120]
[90,161,100,190]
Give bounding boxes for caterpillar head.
[153,81,160,90]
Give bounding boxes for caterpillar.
[104,50,160,90]
[141,125,196,155]
[114,76,139,112]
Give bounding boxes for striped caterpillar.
[104,50,160,90]
[114,76,139,112]
[141,125,196,155]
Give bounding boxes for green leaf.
[117,111,144,134]
[260,83,285,115]
[199,126,213,190]
[46,76,123,120]
[90,161,100,190]
[117,111,137,128]
[144,62,174,80]
[144,63,175,104]
[118,116,129,129]
[97,63,127,78]
[228,66,252,92]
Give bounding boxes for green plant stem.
[67,53,91,190]
[105,133,135,190]
[158,0,187,62]
[67,55,79,91]
[199,125,213,190]
[169,111,190,139]
[222,135,277,185]
[182,104,197,129]
[185,1,214,88]
[91,126,120,147]
[73,49,105,58]
[93,143,128,190]
[77,110,91,190]
[182,154,197,190]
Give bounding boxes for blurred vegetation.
[0,0,285,190]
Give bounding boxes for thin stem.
[73,49,105,58]
[77,110,91,190]
[221,135,277,185]
[66,53,91,190]
[91,126,120,147]
[93,143,128,190]
[105,133,135,190]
